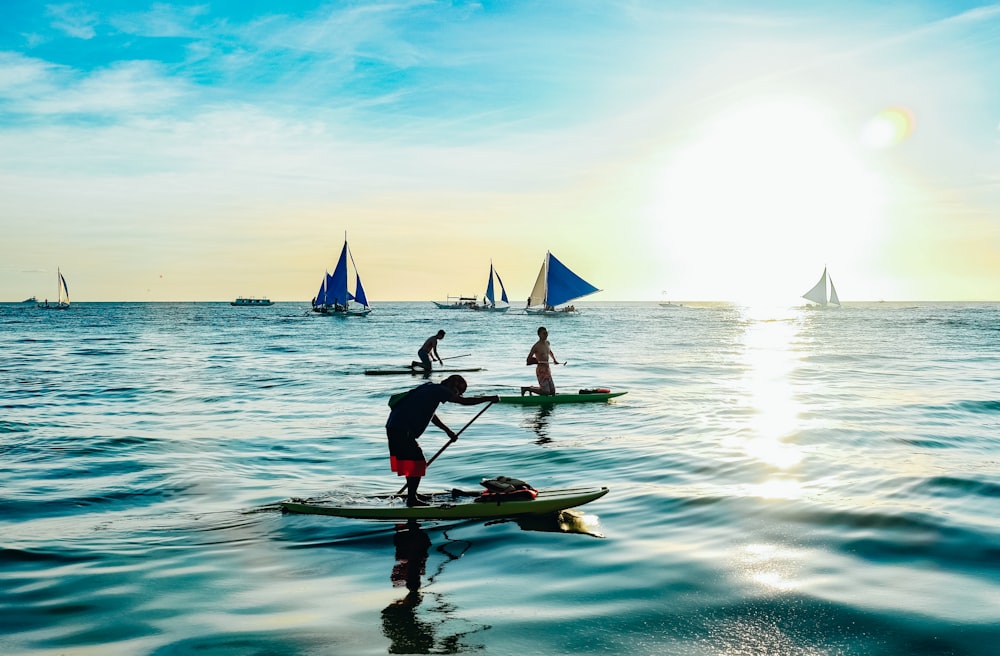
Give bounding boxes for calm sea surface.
[2,301,998,655]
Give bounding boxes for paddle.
[395,401,494,496]
[408,352,472,370]
[526,360,567,366]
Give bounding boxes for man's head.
[537,326,547,338]
[442,375,467,396]
[437,330,446,339]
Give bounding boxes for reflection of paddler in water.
[382,520,434,653]
[381,520,481,653]
[524,405,554,444]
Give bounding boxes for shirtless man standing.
[522,326,560,396]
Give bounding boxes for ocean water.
[2,301,998,655]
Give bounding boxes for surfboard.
[280,486,609,520]
[497,391,626,405]
[365,367,484,376]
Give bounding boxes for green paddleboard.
[497,391,627,405]
[280,486,609,520]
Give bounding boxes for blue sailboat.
[525,251,600,314]
[311,237,372,316]
[481,261,510,312]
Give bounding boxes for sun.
[650,96,885,304]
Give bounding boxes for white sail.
[802,267,840,307]
[527,255,547,307]
[802,268,829,305]
[828,275,840,306]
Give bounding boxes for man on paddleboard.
[412,330,445,371]
[522,326,560,396]
[386,375,498,507]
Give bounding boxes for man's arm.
[451,393,500,406]
[431,414,457,440]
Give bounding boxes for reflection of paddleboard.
[497,392,626,405]
[280,486,609,520]
[364,367,484,376]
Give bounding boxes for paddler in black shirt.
[386,375,498,507]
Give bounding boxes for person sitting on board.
[412,329,445,371]
[386,375,499,507]
[521,326,560,396]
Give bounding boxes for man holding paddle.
[522,326,560,396]
[386,375,498,507]
[412,329,445,371]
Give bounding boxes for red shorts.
[390,456,427,477]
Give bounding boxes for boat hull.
[497,391,626,405]
[280,486,609,520]
[524,307,578,315]
[312,306,372,316]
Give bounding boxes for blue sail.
[485,267,496,305]
[497,270,509,304]
[354,277,369,308]
[314,276,326,306]
[485,262,509,307]
[326,243,350,306]
[545,252,599,307]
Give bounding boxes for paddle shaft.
[440,353,471,361]
[395,401,494,496]
[526,360,567,365]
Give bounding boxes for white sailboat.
[311,236,372,316]
[37,268,70,310]
[525,251,600,314]
[802,267,840,308]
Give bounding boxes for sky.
[2,1,999,303]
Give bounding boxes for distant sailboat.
[481,261,510,312]
[312,237,372,316]
[525,251,600,314]
[37,268,70,310]
[802,267,840,308]
[433,261,510,311]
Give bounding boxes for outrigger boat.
[312,235,372,316]
[525,251,600,314]
[802,266,841,308]
[431,260,511,311]
[433,295,479,309]
[281,485,609,520]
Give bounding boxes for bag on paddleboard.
[475,476,538,503]
[579,388,610,394]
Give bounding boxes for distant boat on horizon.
[525,251,600,315]
[21,295,37,304]
[231,296,274,306]
[37,268,70,310]
[802,267,840,308]
[433,260,510,312]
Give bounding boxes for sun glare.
[652,97,885,304]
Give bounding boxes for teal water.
[2,301,999,655]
